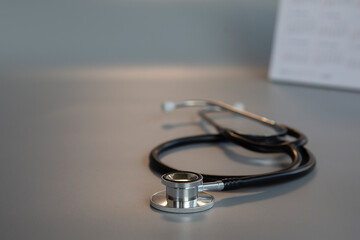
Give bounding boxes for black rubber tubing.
[149,134,315,191]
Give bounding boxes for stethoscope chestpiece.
[150,171,215,213]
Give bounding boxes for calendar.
[269,0,360,91]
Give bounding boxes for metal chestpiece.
[150,172,215,213]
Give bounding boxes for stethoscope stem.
[198,181,225,192]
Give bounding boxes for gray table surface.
[1,66,359,239]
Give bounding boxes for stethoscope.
[149,100,316,213]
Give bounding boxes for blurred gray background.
[0,0,278,70]
[2,1,360,240]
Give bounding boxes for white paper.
[269,0,360,90]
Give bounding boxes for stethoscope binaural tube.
[162,99,288,139]
[199,107,307,147]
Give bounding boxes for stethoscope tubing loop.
[149,134,315,190]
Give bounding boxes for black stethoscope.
[149,100,316,213]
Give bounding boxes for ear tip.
[162,101,176,113]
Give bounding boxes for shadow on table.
[214,169,316,208]
[150,207,208,222]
